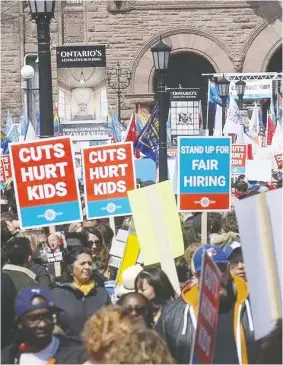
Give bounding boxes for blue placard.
[178,137,231,211]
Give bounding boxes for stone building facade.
[1,0,282,124]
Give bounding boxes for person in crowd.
[115,264,143,299]
[256,319,282,364]
[156,245,255,364]
[82,306,136,364]
[105,327,176,364]
[175,256,190,289]
[183,242,202,289]
[1,272,17,348]
[234,179,248,199]
[84,228,107,270]
[29,244,53,290]
[52,247,111,338]
[65,231,88,250]
[66,222,83,233]
[96,223,114,252]
[1,211,21,236]
[224,241,246,281]
[2,237,38,292]
[47,232,66,253]
[82,219,101,229]
[117,292,154,328]
[135,267,176,324]
[1,287,85,364]
[222,211,239,234]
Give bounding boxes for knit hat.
[116,265,143,297]
[191,244,228,273]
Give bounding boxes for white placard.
[245,160,272,182]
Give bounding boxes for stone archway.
[242,17,282,72]
[129,28,235,95]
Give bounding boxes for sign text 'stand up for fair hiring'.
[82,142,136,219]
[9,137,82,229]
[178,137,231,211]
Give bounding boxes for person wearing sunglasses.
[1,287,85,364]
[117,292,154,328]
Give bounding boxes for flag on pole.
[4,110,13,136]
[213,104,222,136]
[136,105,150,133]
[134,102,159,162]
[266,113,276,145]
[109,109,126,143]
[54,107,60,136]
[19,106,29,137]
[223,97,244,143]
[25,120,37,141]
[7,124,20,142]
[124,113,140,158]
[209,81,223,105]
[249,102,260,137]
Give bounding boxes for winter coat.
[1,335,86,364]
[2,264,38,293]
[52,282,111,339]
[1,273,17,349]
[29,262,53,290]
[156,275,255,364]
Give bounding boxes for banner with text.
[82,142,136,219]
[190,251,221,364]
[0,155,12,186]
[274,153,282,169]
[231,144,247,175]
[9,137,82,229]
[178,137,231,211]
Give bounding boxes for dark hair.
[175,256,190,283]
[61,247,92,282]
[65,231,89,248]
[1,221,12,246]
[222,211,239,233]
[85,227,103,245]
[1,212,16,222]
[96,224,114,251]
[117,292,154,328]
[208,213,223,234]
[135,267,176,307]
[257,319,282,364]
[5,237,32,266]
[235,180,248,193]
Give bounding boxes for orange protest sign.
[231,144,247,175]
[9,137,82,229]
[82,142,136,219]
[0,155,12,184]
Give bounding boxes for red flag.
[267,114,276,145]
[246,143,253,160]
[125,113,140,158]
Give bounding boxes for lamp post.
[28,0,55,137]
[235,79,246,109]
[218,75,230,134]
[151,37,171,182]
[107,62,131,124]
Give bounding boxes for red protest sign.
[274,153,282,168]
[82,142,136,219]
[231,144,247,174]
[190,252,221,364]
[0,155,12,184]
[9,137,82,229]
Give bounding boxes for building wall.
[1,0,282,124]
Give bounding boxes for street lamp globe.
[218,75,230,98]
[151,37,171,71]
[21,65,35,79]
[28,0,55,19]
[235,79,246,99]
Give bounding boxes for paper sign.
[235,190,282,340]
[274,153,282,168]
[9,137,82,229]
[178,137,231,211]
[0,155,12,184]
[82,142,136,219]
[245,160,272,182]
[231,144,246,175]
[191,252,221,364]
[128,181,183,295]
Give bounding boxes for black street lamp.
[28,0,55,137]
[235,79,246,109]
[107,62,131,125]
[151,37,171,182]
[218,75,230,133]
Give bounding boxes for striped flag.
[109,109,126,143]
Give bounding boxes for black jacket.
[1,335,86,364]
[1,273,17,349]
[52,282,111,339]
[29,262,53,290]
[156,276,256,364]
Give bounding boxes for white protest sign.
[245,160,272,182]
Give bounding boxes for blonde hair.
[104,327,176,364]
[82,306,136,363]
[184,242,202,268]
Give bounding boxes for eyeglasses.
[123,306,147,316]
[25,313,54,326]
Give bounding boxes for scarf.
[73,280,96,296]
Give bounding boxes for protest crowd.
[0,167,282,364]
